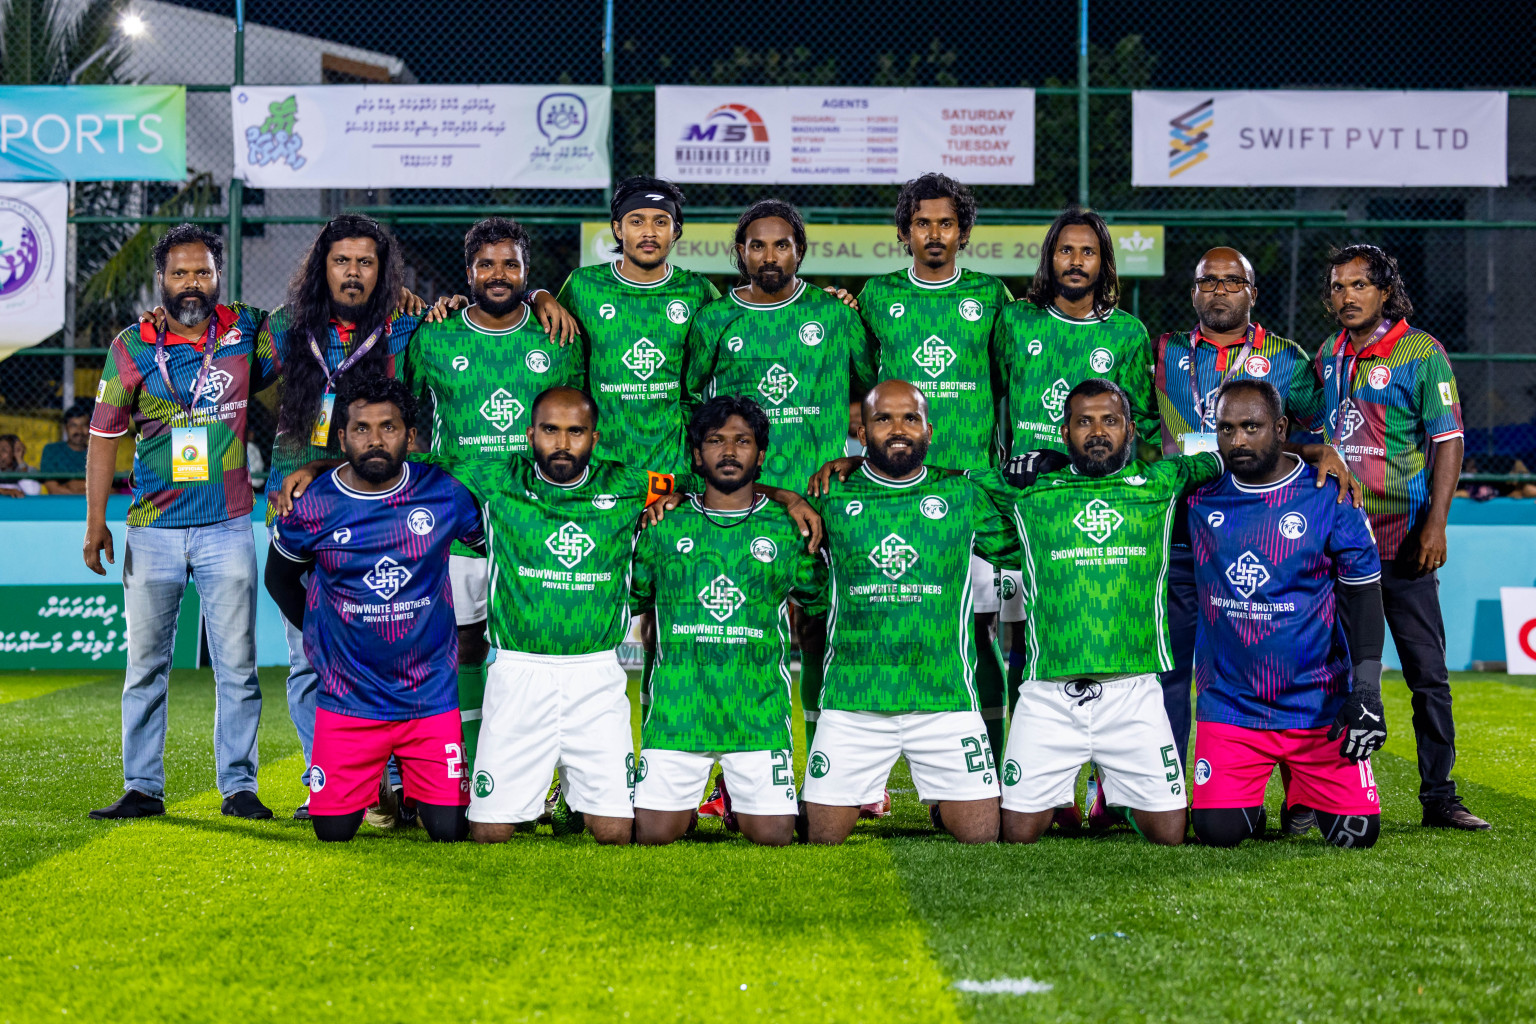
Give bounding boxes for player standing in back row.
[858,173,1013,759]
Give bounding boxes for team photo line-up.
[78,169,1488,848]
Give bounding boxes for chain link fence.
[4,0,1534,487]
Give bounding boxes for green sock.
[976,630,1007,763]
[457,661,487,768]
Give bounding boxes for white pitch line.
[952,978,1054,995]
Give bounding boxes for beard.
[1198,300,1249,334]
[473,279,526,317]
[330,282,370,319]
[536,448,590,484]
[1055,275,1095,303]
[161,286,217,328]
[350,446,404,484]
[1226,441,1282,482]
[748,264,790,295]
[865,433,930,478]
[700,456,758,495]
[1069,434,1134,478]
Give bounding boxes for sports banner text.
[0,86,186,181]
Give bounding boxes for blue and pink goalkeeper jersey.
[1188,457,1381,730]
[272,461,484,721]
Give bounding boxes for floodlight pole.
[228,0,246,301]
[1077,0,1090,207]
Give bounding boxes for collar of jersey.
[1333,318,1411,361]
[331,460,411,500]
[906,266,961,290]
[461,304,530,336]
[860,462,928,489]
[610,260,676,289]
[534,463,591,490]
[688,493,769,517]
[1047,305,1113,326]
[1232,453,1304,493]
[730,278,806,311]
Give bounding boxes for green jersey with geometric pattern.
[446,455,675,656]
[860,267,1012,471]
[980,453,1222,680]
[631,495,828,752]
[685,280,877,491]
[813,464,1019,713]
[992,303,1158,458]
[556,261,720,475]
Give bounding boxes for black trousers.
[1158,545,1198,772]
[1380,557,1458,804]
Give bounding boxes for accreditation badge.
[1180,432,1220,455]
[310,394,336,447]
[171,426,211,482]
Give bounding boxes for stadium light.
[119,12,147,37]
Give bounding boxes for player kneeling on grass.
[629,396,827,846]
[265,375,482,842]
[1188,379,1385,849]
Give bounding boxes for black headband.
[613,192,680,222]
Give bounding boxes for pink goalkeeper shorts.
[1191,720,1380,815]
[308,707,471,815]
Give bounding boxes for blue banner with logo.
[0,86,186,181]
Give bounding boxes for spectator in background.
[0,434,42,496]
[40,403,93,494]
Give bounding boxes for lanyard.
[309,323,387,394]
[1330,319,1395,440]
[154,318,220,423]
[1188,322,1261,427]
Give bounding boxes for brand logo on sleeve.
[363,555,414,600]
[1438,381,1454,406]
[750,537,777,562]
[665,300,690,324]
[621,336,667,380]
[958,298,983,322]
[698,574,747,622]
[1089,347,1114,373]
[545,521,596,568]
[1224,550,1272,599]
[1072,499,1124,544]
[868,532,920,581]
[798,321,824,346]
[479,388,525,432]
[407,508,435,535]
[912,334,957,378]
[757,363,799,406]
[1043,378,1072,422]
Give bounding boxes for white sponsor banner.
[654,86,1033,185]
[0,182,66,353]
[1132,90,1507,187]
[231,85,610,189]
[1500,587,1536,674]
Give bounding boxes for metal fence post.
[603,0,615,205]
[227,0,246,302]
[62,181,77,411]
[1077,0,1090,207]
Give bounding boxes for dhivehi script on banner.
[0,182,66,354]
[654,86,1034,185]
[1133,90,1507,187]
[231,85,610,189]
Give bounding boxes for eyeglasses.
[1194,276,1252,292]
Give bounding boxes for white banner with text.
[0,181,66,353]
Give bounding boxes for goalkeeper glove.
[1003,448,1071,489]
[1327,659,1386,762]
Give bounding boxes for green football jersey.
[684,280,877,491]
[556,261,720,475]
[860,267,1012,472]
[631,495,828,752]
[815,464,1019,714]
[992,303,1158,458]
[449,456,676,656]
[978,453,1222,680]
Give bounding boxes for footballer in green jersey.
[981,378,1219,848]
[803,381,1019,846]
[630,395,828,846]
[556,177,720,475]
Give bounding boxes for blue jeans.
[282,612,318,783]
[121,520,262,798]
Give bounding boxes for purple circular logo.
[0,197,54,299]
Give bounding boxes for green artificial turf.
[0,670,1531,1023]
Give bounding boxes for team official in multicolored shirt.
[83,224,276,822]
[1316,244,1488,831]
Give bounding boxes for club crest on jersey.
[526,350,551,374]
[1193,758,1212,785]
[868,532,920,581]
[546,521,596,568]
[698,573,747,622]
[407,508,435,535]
[912,335,957,378]
[1224,550,1271,599]
[622,336,667,380]
[1244,354,1271,377]
[1369,365,1391,390]
[1279,511,1307,539]
[1089,347,1114,373]
[889,302,905,318]
[958,298,983,322]
[480,388,525,432]
[758,363,799,406]
[1207,510,1224,528]
[1027,339,1043,355]
[844,500,864,516]
[727,335,744,352]
[308,765,326,793]
[1043,378,1072,422]
[592,493,617,510]
[1073,499,1124,544]
[1330,405,1366,441]
[665,300,690,324]
[195,368,235,405]
[332,527,352,544]
[363,555,413,600]
[750,536,777,562]
[1124,475,1147,486]
[452,355,469,372]
[919,496,948,520]
[676,537,694,553]
[798,321,824,346]
[599,303,617,320]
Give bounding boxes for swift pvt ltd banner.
[655,86,1034,185]
[232,85,611,188]
[1133,90,1507,187]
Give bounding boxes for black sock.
[1316,810,1380,849]
[417,802,469,843]
[1192,806,1266,847]
[312,810,365,842]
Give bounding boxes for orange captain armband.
[643,471,676,508]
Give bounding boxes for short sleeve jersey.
[557,261,720,475]
[814,464,1020,714]
[630,495,827,752]
[988,453,1224,680]
[859,267,1012,471]
[89,302,275,527]
[260,306,421,523]
[271,461,485,721]
[993,303,1158,458]
[685,280,877,490]
[1315,320,1463,560]
[1153,324,1324,454]
[450,456,674,656]
[1188,457,1382,729]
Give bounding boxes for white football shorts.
[802,709,999,807]
[970,554,1001,614]
[448,553,488,627]
[999,570,1025,622]
[634,748,798,817]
